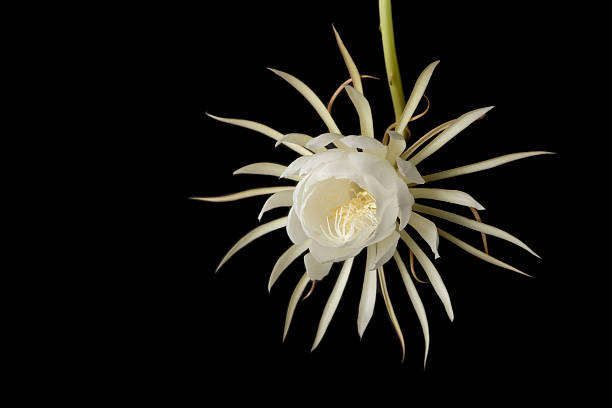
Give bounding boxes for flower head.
[193,8,551,365]
[286,145,415,268]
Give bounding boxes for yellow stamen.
[320,189,377,243]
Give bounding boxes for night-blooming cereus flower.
[193,20,551,366]
[284,145,417,268]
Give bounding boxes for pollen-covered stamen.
[320,189,377,243]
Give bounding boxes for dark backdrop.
[134,0,592,400]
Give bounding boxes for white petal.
[312,257,354,351]
[258,190,294,221]
[410,106,494,165]
[308,240,362,264]
[399,230,454,321]
[408,212,440,258]
[215,217,288,272]
[357,246,377,338]
[344,85,374,138]
[396,61,440,134]
[437,228,532,277]
[269,239,311,291]
[304,252,333,281]
[281,156,313,179]
[206,113,312,156]
[234,162,298,181]
[305,133,343,150]
[422,151,555,183]
[370,231,400,270]
[281,149,347,179]
[410,188,484,210]
[275,133,314,149]
[396,179,414,231]
[413,204,540,258]
[393,251,430,368]
[286,207,308,245]
[191,186,294,203]
[341,135,386,151]
[333,25,362,94]
[283,273,310,341]
[396,157,425,184]
[267,68,342,135]
[386,131,406,164]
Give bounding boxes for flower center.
[320,188,377,243]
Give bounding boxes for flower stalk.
[379,0,405,122]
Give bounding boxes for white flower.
[193,19,551,365]
[284,145,417,273]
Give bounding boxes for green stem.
[379,0,405,122]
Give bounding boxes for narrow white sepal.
[312,257,354,351]
[275,133,314,149]
[258,190,294,221]
[333,25,362,94]
[396,60,440,134]
[410,188,485,210]
[437,228,532,277]
[408,212,440,258]
[413,204,540,258]
[216,217,288,272]
[357,246,377,338]
[377,265,405,361]
[396,157,425,184]
[393,251,430,369]
[422,151,555,183]
[400,230,454,321]
[269,239,311,291]
[344,85,374,138]
[267,68,342,135]
[206,113,312,156]
[191,186,294,203]
[410,106,494,165]
[283,273,310,342]
[234,162,298,181]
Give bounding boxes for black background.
[126,0,597,400]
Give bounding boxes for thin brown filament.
[302,280,316,300]
[470,207,489,254]
[382,95,429,145]
[409,250,429,284]
[327,75,380,113]
[409,95,430,122]
[378,266,405,363]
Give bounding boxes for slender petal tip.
[357,323,366,339]
[481,106,495,117]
